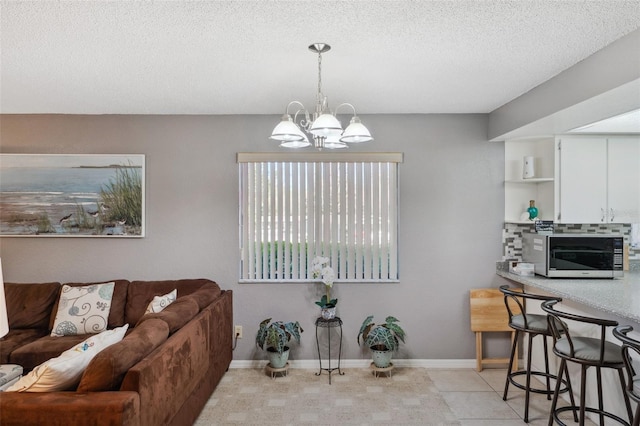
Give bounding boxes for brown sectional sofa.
[0,278,233,426]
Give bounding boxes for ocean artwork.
[0,154,145,237]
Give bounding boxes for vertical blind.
[238,152,402,283]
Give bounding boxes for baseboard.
[229,358,483,369]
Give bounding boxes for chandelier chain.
[317,51,323,112]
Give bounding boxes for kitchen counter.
[496,268,640,323]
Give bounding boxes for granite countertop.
[496,267,640,323]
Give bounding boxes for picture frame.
[0,154,145,237]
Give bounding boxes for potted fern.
[357,315,406,368]
[255,318,303,368]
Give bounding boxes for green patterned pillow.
[51,282,115,336]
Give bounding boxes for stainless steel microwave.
[522,233,624,278]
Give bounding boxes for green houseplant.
[357,315,406,368]
[315,294,338,309]
[255,318,303,368]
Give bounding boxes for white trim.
[230,358,481,369]
[237,152,404,163]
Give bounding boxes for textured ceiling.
[1,1,639,115]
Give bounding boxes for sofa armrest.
[0,391,140,426]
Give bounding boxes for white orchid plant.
[310,256,337,308]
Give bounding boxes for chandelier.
[269,43,373,150]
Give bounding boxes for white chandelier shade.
[323,135,348,149]
[269,114,310,147]
[341,116,373,143]
[309,113,342,138]
[280,139,312,148]
[270,43,373,150]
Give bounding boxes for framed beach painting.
[0,154,145,237]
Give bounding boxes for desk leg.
[476,332,483,372]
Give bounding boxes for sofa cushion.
[10,335,88,372]
[49,280,129,330]
[187,282,220,311]
[6,325,128,392]
[77,318,169,392]
[125,279,214,326]
[137,297,199,334]
[5,282,61,329]
[50,282,115,336]
[0,328,50,364]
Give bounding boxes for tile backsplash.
[502,222,639,261]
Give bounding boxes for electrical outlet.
[234,325,243,339]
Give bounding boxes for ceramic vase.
[321,306,336,320]
[527,200,538,220]
[267,347,290,369]
[371,347,393,368]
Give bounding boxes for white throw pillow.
[145,289,177,314]
[51,282,115,336]
[6,324,128,392]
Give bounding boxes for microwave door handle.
[610,208,614,222]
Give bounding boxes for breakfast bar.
[496,268,640,323]
[496,267,640,423]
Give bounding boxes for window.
[238,152,402,283]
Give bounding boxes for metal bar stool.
[613,325,640,426]
[542,299,634,426]
[500,285,574,423]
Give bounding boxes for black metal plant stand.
[315,316,344,384]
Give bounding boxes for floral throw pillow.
[145,289,177,314]
[51,282,115,337]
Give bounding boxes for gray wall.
[0,113,506,361]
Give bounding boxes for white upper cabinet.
[556,136,608,223]
[556,135,640,223]
[607,137,640,223]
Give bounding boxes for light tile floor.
[457,368,596,426]
[195,367,599,425]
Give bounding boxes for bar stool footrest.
[552,405,631,426]
[508,370,570,396]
